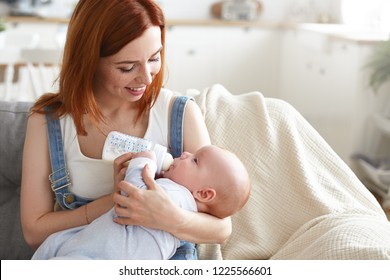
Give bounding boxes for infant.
[32,145,251,259]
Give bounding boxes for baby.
[155,145,251,219]
[32,145,251,260]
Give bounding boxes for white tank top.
[60,89,173,200]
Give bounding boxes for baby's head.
[163,145,251,218]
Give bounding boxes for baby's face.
[162,145,226,191]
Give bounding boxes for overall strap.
[168,95,198,260]
[45,108,89,209]
[45,109,70,193]
[169,95,193,158]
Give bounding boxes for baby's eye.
[193,158,198,164]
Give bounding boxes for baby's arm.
[124,151,157,189]
[132,150,156,162]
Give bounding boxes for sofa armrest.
[0,101,34,259]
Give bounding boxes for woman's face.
[93,26,162,102]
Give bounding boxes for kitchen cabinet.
[278,29,376,165]
[278,29,362,117]
[165,25,280,96]
[164,27,217,94]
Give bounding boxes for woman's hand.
[113,164,180,232]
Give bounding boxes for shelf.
[4,16,283,29]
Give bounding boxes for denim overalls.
[45,96,197,260]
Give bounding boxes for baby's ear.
[192,188,216,203]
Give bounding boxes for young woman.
[20,0,231,260]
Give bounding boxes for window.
[341,0,390,35]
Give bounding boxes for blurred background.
[1,0,390,207]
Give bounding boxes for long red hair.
[32,0,166,135]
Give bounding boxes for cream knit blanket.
[187,84,390,260]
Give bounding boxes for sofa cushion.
[0,101,34,259]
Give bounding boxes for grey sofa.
[0,101,34,259]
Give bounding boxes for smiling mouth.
[125,86,146,96]
[128,87,144,91]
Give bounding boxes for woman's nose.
[136,64,153,85]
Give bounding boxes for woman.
[20,0,231,259]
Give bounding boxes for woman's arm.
[114,165,232,243]
[181,100,232,242]
[20,113,114,250]
[181,100,211,153]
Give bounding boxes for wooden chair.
[0,48,62,101]
[20,48,62,99]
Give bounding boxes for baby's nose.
[180,152,190,159]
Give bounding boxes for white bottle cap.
[153,144,174,174]
[161,153,174,172]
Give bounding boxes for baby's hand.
[133,150,157,162]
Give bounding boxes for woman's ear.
[192,187,216,202]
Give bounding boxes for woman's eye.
[149,56,160,63]
[119,65,135,73]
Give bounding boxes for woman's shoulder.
[24,112,49,152]
[27,111,47,129]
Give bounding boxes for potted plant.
[366,39,390,93]
[0,18,5,32]
[0,18,5,47]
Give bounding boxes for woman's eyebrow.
[114,46,163,65]
[151,46,163,57]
